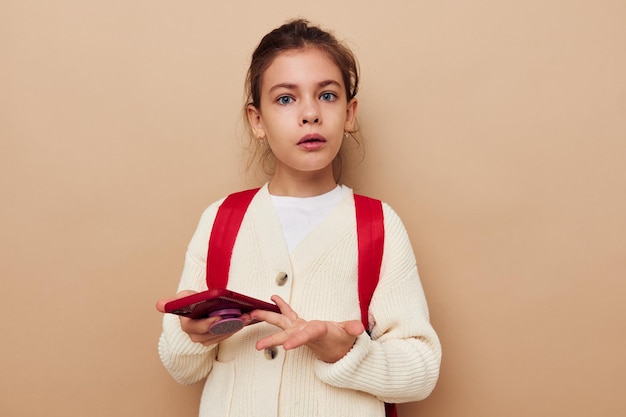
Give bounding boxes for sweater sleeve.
[157,201,223,385]
[314,203,442,403]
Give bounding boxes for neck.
[268,169,337,197]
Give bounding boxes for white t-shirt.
[271,185,350,252]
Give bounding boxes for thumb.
[155,290,197,313]
[343,320,366,337]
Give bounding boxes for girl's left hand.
[251,295,365,363]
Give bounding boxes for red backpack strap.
[355,194,397,417]
[206,188,260,289]
[385,402,398,417]
[354,194,385,328]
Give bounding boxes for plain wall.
[1,1,625,416]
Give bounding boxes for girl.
[156,19,441,417]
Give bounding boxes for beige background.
[2,1,625,416]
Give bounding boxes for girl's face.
[247,47,358,192]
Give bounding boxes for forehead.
[261,48,344,90]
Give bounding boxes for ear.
[344,98,358,132]
[246,104,266,139]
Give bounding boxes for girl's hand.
[251,295,365,363]
[156,291,251,346]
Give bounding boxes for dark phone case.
[164,288,280,320]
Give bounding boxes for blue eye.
[320,92,337,102]
[277,96,294,105]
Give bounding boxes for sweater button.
[264,347,278,360]
[275,272,288,286]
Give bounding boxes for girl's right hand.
[156,290,250,346]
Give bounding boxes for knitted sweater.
[158,184,441,417]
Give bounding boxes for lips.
[297,133,327,145]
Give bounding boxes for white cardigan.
[158,184,441,417]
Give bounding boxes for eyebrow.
[268,79,343,94]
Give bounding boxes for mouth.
[297,134,327,145]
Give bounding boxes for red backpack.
[206,188,397,417]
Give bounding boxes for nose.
[300,99,320,125]
[302,116,319,124]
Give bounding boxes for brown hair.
[243,19,362,180]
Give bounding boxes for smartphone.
[164,288,280,320]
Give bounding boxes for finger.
[270,295,299,321]
[155,299,170,313]
[195,332,232,346]
[156,296,181,313]
[282,320,327,350]
[250,309,284,326]
[181,316,238,345]
[343,320,366,337]
[256,319,324,351]
[251,308,302,333]
[155,290,197,313]
[239,312,253,326]
[180,315,220,334]
[255,329,292,351]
